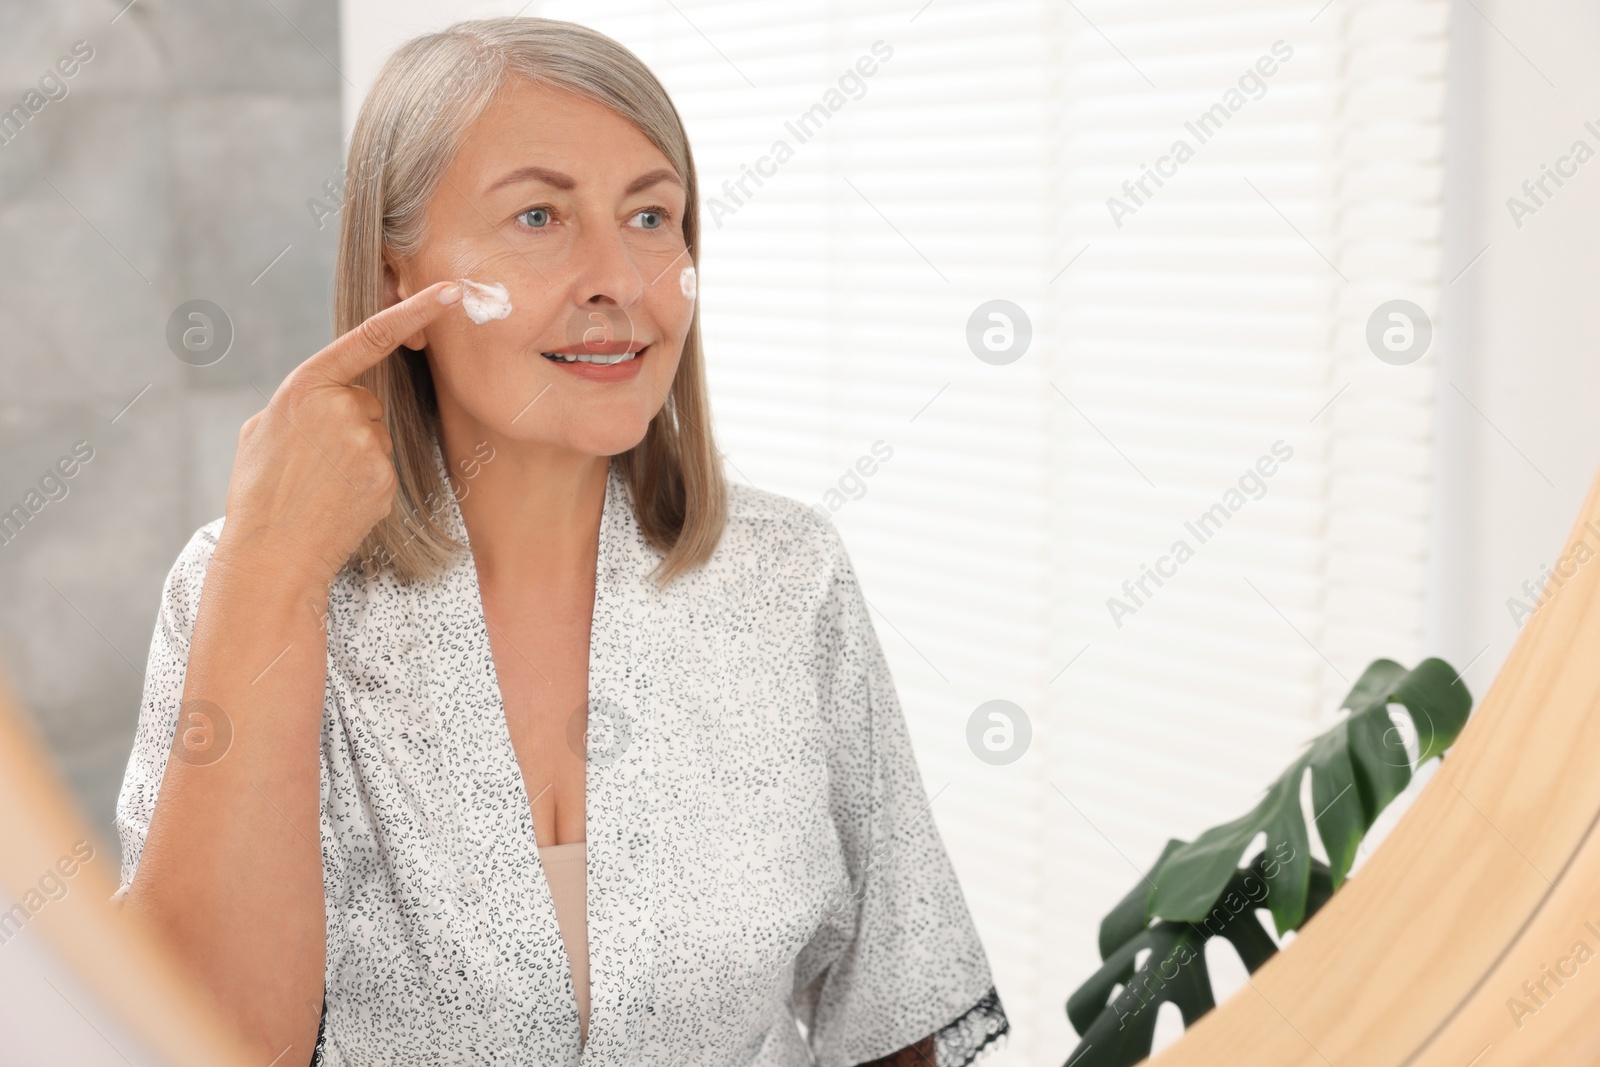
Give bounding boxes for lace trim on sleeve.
[308,998,328,1066]
[934,985,1010,1067]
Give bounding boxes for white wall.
[1430,1,1600,686]
[338,0,522,138]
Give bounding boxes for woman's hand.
[219,281,462,591]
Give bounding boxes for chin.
[557,417,655,458]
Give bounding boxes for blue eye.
[631,209,667,230]
[518,207,552,228]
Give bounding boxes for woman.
[112,17,1006,1067]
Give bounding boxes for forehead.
[449,77,675,188]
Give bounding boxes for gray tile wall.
[0,0,344,845]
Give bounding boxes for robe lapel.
[579,458,663,1065]
[420,438,580,1061]
[422,438,661,1065]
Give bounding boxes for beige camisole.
[537,841,590,1044]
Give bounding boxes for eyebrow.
[484,165,683,196]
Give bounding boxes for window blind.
[452,0,1445,1060]
[1043,0,1446,1057]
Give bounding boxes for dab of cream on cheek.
[679,265,697,301]
[458,279,512,324]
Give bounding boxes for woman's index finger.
[300,282,463,386]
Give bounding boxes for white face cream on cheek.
[458,279,512,324]
[679,265,697,301]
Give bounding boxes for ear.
[383,257,432,351]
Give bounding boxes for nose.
[569,216,645,312]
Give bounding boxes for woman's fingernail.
[438,283,462,305]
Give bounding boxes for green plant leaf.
[1064,658,1474,1067]
[1146,657,1470,933]
[1375,656,1472,765]
[1065,856,1335,1067]
[1098,839,1184,960]
[1337,658,1410,720]
[1305,730,1363,890]
[1066,923,1212,1062]
[1149,766,1311,933]
[1346,696,1411,825]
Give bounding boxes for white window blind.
[515,1,1447,1061]
[1044,0,1447,1058]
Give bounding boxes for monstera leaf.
[1065,851,1336,1064]
[1064,658,1472,1067]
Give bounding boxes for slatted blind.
[1043,1,1446,1058]
[346,1,1448,1061]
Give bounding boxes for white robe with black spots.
[114,435,1009,1067]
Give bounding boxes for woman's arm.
[860,1036,936,1066]
[120,542,334,1061]
[117,282,463,1061]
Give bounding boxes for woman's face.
[387,77,694,458]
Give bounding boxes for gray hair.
[337,17,726,588]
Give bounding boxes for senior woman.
[112,17,1005,1067]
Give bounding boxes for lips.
[542,351,639,365]
[541,340,645,364]
[537,342,649,382]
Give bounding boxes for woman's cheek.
[647,258,697,341]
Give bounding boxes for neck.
[436,415,609,593]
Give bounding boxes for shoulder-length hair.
[337,16,725,589]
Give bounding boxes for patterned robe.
[115,436,1009,1066]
